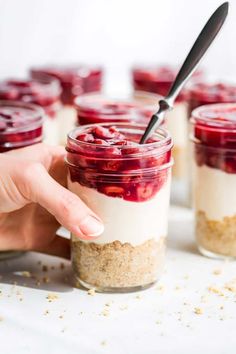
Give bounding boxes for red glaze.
[191,104,236,174]
[74,92,161,125]
[66,124,172,202]
[189,82,236,113]
[132,66,203,102]
[0,78,61,118]
[0,101,44,152]
[30,66,103,105]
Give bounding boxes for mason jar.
[31,65,103,145]
[190,103,236,259]
[66,122,173,292]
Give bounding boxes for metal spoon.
[140,2,229,144]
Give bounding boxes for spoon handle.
[140,2,229,144]
[167,2,228,104]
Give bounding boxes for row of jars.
[1,64,236,292]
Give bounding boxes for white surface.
[68,178,170,245]
[0,206,236,354]
[194,163,236,220]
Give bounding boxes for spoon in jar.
[140,2,229,144]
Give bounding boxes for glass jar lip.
[67,122,172,150]
[0,100,44,133]
[188,81,236,101]
[191,103,236,130]
[74,91,161,117]
[30,65,103,83]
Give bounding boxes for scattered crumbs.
[87,288,96,296]
[213,269,222,276]
[21,271,31,278]
[60,262,65,270]
[101,309,110,317]
[46,293,59,302]
[208,286,224,296]
[219,305,224,310]
[101,340,107,346]
[224,279,236,293]
[105,302,111,307]
[42,265,48,272]
[135,294,142,299]
[42,277,50,284]
[79,311,83,315]
[44,310,50,315]
[194,307,203,315]
[119,305,128,311]
[59,315,64,319]
[19,297,23,302]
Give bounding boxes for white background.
[0,0,235,92]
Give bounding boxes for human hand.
[0,144,104,258]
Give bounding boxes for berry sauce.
[31,66,103,105]
[66,124,172,202]
[0,102,43,152]
[0,79,61,118]
[191,104,236,174]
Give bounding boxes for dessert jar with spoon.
[66,123,173,292]
[74,91,161,125]
[191,103,236,259]
[31,66,103,145]
[0,77,61,145]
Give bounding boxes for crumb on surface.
[213,269,222,275]
[87,288,96,296]
[21,271,31,278]
[46,293,59,302]
[101,309,110,317]
[208,286,224,296]
[194,307,203,315]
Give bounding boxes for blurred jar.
[190,103,236,259]
[31,65,103,145]
[74,91,161,126]
[0,77,61,145]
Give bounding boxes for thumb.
[22,163,104,240]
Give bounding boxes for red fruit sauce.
[0,78,61,118]
[30,66,103,105]
[0,101,44,152]
[132,66,203,102]
[74,92,160,125]
[191,103,236,174]
[189,82,236,113]
[66,124,172,202]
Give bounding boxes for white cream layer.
[166,102,188,147]
[68,177,171,246]
[43,116,60,145]
[57,105,77,145]
[193,163,236,220]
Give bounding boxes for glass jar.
[0,100,44,259]
[190,103,236,259]
[74,91,161,125]
[31,66,103,145]
[0,77,61,145]
[188,82,236,113]
[0,100,44,152]
[66,123,173,292]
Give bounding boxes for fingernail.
[79,215,104,237]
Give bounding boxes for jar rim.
[188,82,236,101]
[191,102,236,130]
[0,100,44,134]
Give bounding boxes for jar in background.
[0,100,44,259]
[31,66,103,145]
[66,123,173,292]
[0,77,61,145]
[74,91,161,125]
[190,103,236,259]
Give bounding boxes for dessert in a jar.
[31,66,103,144]
[191,103,236,259]
[0,100,44,152]
[0,100,44,259]
[189,82,236,112]
[0,78,61,145]
[132,65,199,180]
[66,123,173,292]
[75,91,161,126]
